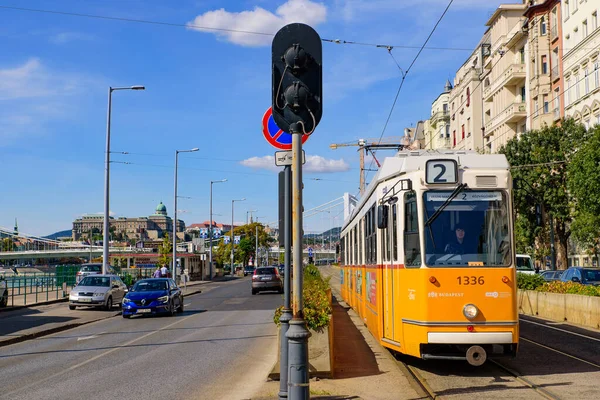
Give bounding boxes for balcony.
[484,102,527,133]
[551,25,558,42]
[431,110,450,125]
[483,63,526,101]
[551,65,560,82]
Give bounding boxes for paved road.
[0,277,282,400]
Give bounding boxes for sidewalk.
[0,278,211,347]
[250,268,424,400]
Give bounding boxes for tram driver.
[444,223,475,255]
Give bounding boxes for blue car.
[121,278,184,318]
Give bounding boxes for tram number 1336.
[457,276,485,285]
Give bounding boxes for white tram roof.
[343,150,509,229]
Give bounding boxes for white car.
[516,254,536,275]
[69,274,127,310]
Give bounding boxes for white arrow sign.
[275,150,306,166]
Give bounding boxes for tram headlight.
[463,304,479,319]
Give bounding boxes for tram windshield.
[423,190,512,267]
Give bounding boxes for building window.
[443,103,448,114]
[467,117,471,136]
[543,94,549,113]
[573,0,578,13]
[534,98,539,117]
[593,11,598,31]
[585,68,590,94]
[575,75,580,100]
[583,20,588,38]
[564,0,570,20]
[519,47,525,64]
[566,79,571,105]
[541,55,548,74]
[466,88,471,107]
[595,62,599,89]
[540,16,547,35]
[453,131,456,147]
[554,88,560,117]
[520,86,526,102]
[445,124,450,138]
[461,124,465,140]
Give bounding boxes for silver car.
[69,275,127,310]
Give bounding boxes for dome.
[155,201,167,215]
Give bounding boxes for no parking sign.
[262,107,309,150]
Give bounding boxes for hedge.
[517,272,600,296]
[273,265,332,332]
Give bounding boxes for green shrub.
[516,273,546,290]
[537,280,600,296]
[273,265,332,332]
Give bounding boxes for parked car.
[1,277,8,307]
[76,263,106,284]
[539,270,563,282]
[251,267,283,295]
[121,278,183,318]
[560,267,600,286]
[69,274,127,310]
[244,266,255,276]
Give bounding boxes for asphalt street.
[0,277,283,400]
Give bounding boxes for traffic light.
[272,23,322,134]
[535,204,542,226]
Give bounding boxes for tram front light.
[463,304,479,319]
[502,276,509,283]
[429,276,437,284]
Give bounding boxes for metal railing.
[551,25,558,41]
[551,65,559,80]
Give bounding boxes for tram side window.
[392,204,398,260]
[366,212,372,264]
[404,191,421,267]
[341,236,345,266]
[371,205,377,264]
[359,220,364,265]
[354,226,358,265]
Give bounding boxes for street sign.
[262,107,309,150]
[308,247,313,257]
[275,150,306,166]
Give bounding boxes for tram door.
[382,204,396,340]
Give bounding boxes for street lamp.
[231,198,246,275]
[209,179,227,280]
[103,85,145,274]
[246,209,257,224]
[173,148,199,283]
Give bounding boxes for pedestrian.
[153,267,161,278]
[160,264,168,277]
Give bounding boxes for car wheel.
[169,301,175,317]
[105,297,113,311]
[69,305,76,310]
[177,298,184,313]
[1,293,7,308]
[252,289,257,295]
[122,314,130,319]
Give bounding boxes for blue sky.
[0,0,518,237]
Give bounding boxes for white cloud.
[240,154,349,173]
[187,0,327,46]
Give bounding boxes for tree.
[570,211,600,265]
[501,119,587,269]
[158,233,172,267]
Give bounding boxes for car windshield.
[583,269,600,281]
[245,266,254,271]
[516,256,534,271]
[424,190,512,267]
[79,276,110,287]
[132,280,168,291]
[81,265,101,272]
[256,268,275,275]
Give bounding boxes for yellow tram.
[340,150,518,366]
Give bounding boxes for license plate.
[79,298,92,302]
[137,309,151,313]
[261,277,271,281]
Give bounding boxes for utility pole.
[272,23,322,400]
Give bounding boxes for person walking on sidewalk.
[153,267,161,278]
[160,265,168,278]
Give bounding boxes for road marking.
[520,318,600,342]
[520,337,600,369]
[2,313,198,398]
[77,335,99,341]
[184,303,191,307]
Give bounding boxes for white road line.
[77,335,98,341]
[3,313,198,397]
[184,303,191,307]
[520,318,600,342]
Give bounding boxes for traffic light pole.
[286,123,311,400]
[278,165,292,400]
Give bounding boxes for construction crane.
[330,137,406,195]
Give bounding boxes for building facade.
[72,202,185,241]
[525,0,564,130]
[449,36,487,152]
[481,2,529,153]
[425,80,452,150]
[562,0,600,127]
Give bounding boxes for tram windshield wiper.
[425,183,467,228]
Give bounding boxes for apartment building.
[424,80,452,150]
[562,0,600,127]
[525,0,564,129]
[449,35,487,152]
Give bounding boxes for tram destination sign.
[426,191,503,202]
